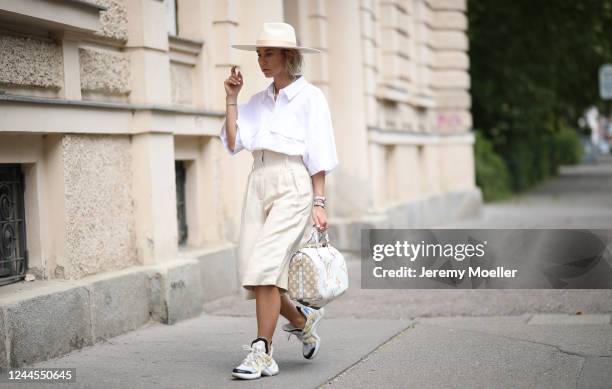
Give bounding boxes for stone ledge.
[0,94,225,136]
[0,249,235,367]
[328,188,483,252]
[145,259,204,325]
[425,0,466,12]
[0,0,104,34]
[4,285,93,367]
[368,128,475,146]
[0,93,224,117]
[178,243,239,303]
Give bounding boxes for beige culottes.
[237,149,314,300]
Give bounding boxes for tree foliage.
[468,0,612,193]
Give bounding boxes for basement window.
[0,165,28,286]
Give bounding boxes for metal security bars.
[0,165,27,286]
[175,161,188,246]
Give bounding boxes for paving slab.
[415,316,612,358]
[528,314,611,325]
[577,357,612,389]
[325,316,612,389]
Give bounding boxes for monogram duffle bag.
[287,226,348,309]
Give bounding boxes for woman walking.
[219,22,339,380]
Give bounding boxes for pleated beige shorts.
[237,149,314,300]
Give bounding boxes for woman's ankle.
[254,336,273,355]
[293,307,307,329]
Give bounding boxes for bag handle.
[303,225,330,247]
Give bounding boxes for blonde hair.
[282,48,303,76]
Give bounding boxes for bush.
[503,131,551,191]
[474,131,511,201]
[553,125,583,166]
[484,125,583,194]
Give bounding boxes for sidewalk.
[8,310,611,389]
[9,313,411,389]
[6,158,612,388]
[328,315,612,389]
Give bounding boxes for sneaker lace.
[286,330,303,342]
[287,324,316,344]
[301,314,318,344]
[240,345,266,369]
[301,329,317,344]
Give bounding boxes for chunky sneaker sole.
[303,307,323,359]
[232,338,279,380]
[231,365,279,380]
[283,306,324,359]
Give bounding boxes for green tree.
[468,0,611,193]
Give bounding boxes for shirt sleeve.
[219,95,259,155]
[303,89,339,176]
[220,117,244,155]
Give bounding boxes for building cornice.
[0,0,105,34]
[368,127,474,145]
[0,94,225,136]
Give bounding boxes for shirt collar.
[266,75,308,101]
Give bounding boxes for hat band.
[255,39,298,48]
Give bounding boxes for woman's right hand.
[224,65,243,98]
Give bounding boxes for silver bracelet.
[313,198,326,208]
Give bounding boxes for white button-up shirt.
[219,75,339,176]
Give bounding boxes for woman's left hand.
[312,206,328,232]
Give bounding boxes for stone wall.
[0,35,63,89]
[170,62,194,105]
[88,0,129,41]
[79,48,131,94]
[428,0,471,133]
[61,135,138,279]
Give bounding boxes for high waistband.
[251,149,304,170]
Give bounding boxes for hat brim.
[231,44,321,54]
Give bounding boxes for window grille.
[0,165,27,286]
[175,161,188,245]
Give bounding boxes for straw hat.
[231,22,321,54]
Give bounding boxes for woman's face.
[257,47,286,78]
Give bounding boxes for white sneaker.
[282,305,324,359]
[231,338,279,380]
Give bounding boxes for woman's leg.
[254,285,281,346]
[254,286,307,343]
[280,293,306,329]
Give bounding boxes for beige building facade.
[0,0,479,366]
